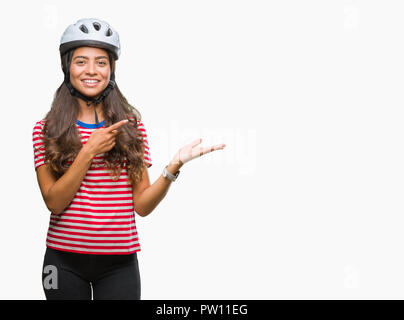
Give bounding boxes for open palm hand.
[170,138,226,166]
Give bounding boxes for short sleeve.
[137,120,152,168]
[32,120,47,170]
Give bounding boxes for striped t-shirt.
[32,118,152,255]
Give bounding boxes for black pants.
[42,247,141,300]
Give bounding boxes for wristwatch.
[163,166,180,182]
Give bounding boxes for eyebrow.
[73,55,109,60]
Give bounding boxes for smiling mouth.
[81,79,100,87]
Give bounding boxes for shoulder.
[32,119,46,135]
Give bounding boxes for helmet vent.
[93,22,101,31]
[106,28,113,37]
[79,24,89,33]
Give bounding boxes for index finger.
[105,119,129,132]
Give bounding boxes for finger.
[197,144,226,157]
[108,135,117,144]
[190,138,202,148]
[105,119,129,132]
[209,143,226,150]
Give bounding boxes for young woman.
[32,18,226,300]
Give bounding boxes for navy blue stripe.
[76,120,105,129]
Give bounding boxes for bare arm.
[132,162,181,217]
[37,148,94,215]
[36,119,129,215]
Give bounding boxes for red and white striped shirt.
[32,118,152,255]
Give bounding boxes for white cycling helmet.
[60,18,120,60]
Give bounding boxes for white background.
[0,0,403,299]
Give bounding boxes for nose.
[85,61,97,75]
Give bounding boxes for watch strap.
[163,166,180,182]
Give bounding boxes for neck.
[77,98,104,124]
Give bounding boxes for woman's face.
[70,46,111,98]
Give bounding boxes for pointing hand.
[83,119,129,157]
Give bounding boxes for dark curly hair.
[42,49,147,185]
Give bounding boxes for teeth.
[83,80,99,83]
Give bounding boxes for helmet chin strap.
[86,100,99,125]
[64,50,116,126]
